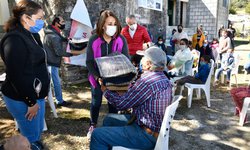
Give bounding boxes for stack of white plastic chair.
[220,53,240,88]
[183,59,214,108]
[112,95,183,150]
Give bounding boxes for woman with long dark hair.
[86,10,129,139]
[0,1,50,149]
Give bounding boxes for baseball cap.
[136,46,166,68]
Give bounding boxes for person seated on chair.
[214,49,235,86]
[175,55,211,86]
[230,84,250,123]
[167,38,193,77]
[90,47,172,150]
[155,36,167,55]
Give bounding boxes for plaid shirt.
[104,71,172,132]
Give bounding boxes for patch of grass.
[234,37,250,47]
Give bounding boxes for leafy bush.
[246,3,250,14]
[230,7,237,14]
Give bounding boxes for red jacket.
[121,24,151,55]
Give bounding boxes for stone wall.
[217,0,230,33]
[33,0,168,42]
[187,0,218,40]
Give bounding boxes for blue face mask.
[200,61,206,66]
[29,19,44,33]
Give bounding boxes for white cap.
[136,46,166,68]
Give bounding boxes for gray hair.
[141,56,165,71]
[127,14,136,19]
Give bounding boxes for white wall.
[0,0,10,25]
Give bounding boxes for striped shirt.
[104,71,172,132]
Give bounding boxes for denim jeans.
[49,66,64,104]
[3,95,45,143]
[90,85,117,125]
[90,114,156,150]
[215,68,231,81]
[244,62,250,74]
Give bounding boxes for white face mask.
[106,25,117,37]
[158,41,163,44]
[179,45,186,50]
[129,24,137,31]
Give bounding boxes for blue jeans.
[90,85,117,125]
[90,114,156,150]
[50,66,64,104]
[3,95,45,143]
[244,62,250,74]
[215,67,231,81]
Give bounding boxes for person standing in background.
[121,15,151,67]
[170,28,177,55]
[218,25,224,38]
[172,24,188,53]
[43,16,74,107]
[192,27,205,51]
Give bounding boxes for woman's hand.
[25,103,39,121]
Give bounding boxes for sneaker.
[57,101,72,107]
[87,125,95,140]
[31,141,44,150]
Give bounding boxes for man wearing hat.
[90,47,172,150]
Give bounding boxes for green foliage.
[230,7,237,14]
[246,2,250,14]
[231,0,248,9]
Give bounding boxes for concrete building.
[1,0,230,41]
[167,0,230,40]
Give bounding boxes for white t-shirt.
[172,31,189,52]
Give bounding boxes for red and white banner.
[64,0,93,66]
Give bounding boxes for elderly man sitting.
[90,47,172,150]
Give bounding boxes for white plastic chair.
[112,95,183,150]
[191,50,200,76]
[184,59,214,108]
[47,66,58,118]
[244,70,249,81]
[239,97,250,126]
[221,53,240,88]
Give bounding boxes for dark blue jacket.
[195,63,210,83]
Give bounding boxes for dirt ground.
[0,42,250,150]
